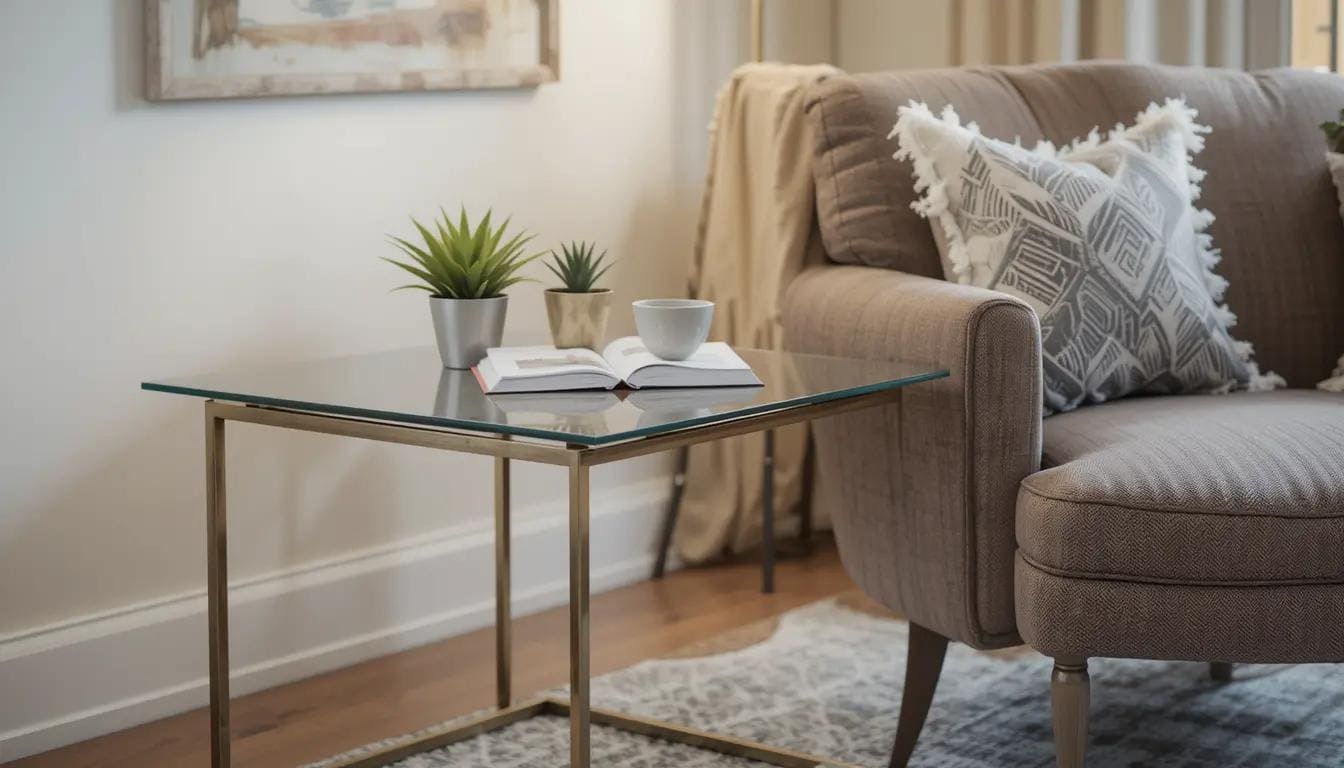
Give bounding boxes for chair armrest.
[783,264,1042,648]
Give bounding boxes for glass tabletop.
[143,347,947,446]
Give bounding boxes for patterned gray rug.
[308,598,1344,767]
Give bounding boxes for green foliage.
[545,241,613,293]
[1322,108,1344,153]
[384,208,541,299]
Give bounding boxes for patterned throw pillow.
[892,98,1282,413]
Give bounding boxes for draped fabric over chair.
[672,62,839,563]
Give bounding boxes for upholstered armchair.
[783,62,1344,767]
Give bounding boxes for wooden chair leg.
[1050,658,1090,768]
[888,623,949,768]
[1209,662,1232,682]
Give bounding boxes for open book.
[474,336,762,393]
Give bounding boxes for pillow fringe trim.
[1320,354,1344,392]
[889,102,977,283]
[890,97,1284,393]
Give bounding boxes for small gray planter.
[429,295,507,369]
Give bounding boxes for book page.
[485,346,614,379]
[601,337,751,381]
[600,337,662,382]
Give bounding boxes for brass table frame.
[202,392,897,767]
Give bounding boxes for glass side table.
[143,346,947,768]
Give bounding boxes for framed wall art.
[145,0,559,100]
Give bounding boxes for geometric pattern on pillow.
[893,98,1283,413]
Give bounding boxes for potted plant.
[543,241,614,349]
[384,208,540,369]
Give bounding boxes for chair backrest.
[806,61,1344,387]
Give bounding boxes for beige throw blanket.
[673,62,841,563]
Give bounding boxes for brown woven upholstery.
[1016,556,1344,663]
[783,265,1040,648]
[806,61,1344,386]
[1019,390,1344,586]
[1016,389,1344,663]
[805,68,1039,279]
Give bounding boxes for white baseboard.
[0,477,673,762]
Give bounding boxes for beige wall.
[834,0,1071,71]
[764,0,836,63]
[0,0,753,755]
[835,0,1060,71]
[835,0,957,71]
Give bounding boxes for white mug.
[632,299,714,360]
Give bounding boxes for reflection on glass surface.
[489,391,622,438]
[484,386,765,436]
[625,387,762,429]
[434,368,503,423]
[143,346,947,445]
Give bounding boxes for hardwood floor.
[8,542,852,768]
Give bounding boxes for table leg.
[762,429,775,594]
[494,455,511,709]
[651,446,688,579]
[799,435,814,545]
[205,408,231,768]
[568,462,591,768]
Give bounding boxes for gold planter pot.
[544,289,612,349]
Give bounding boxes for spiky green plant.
[384,208,541,299]
[1322,108,1344,153]
[545,241,613,293]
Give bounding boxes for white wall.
[0,0,752,758]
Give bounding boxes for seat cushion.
[1017,390,1344,585]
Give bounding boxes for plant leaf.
[381,257,442,293]
[589,262,614,288]
[383,207,541,298]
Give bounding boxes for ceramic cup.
[632,299,714,360]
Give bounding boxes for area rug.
[308,596,1344,767]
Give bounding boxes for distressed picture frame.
[145,0,559,101]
